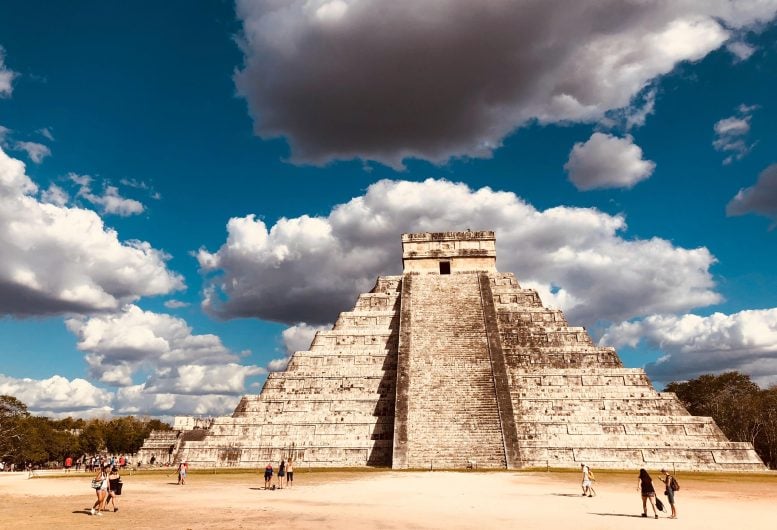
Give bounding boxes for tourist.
[580,463,592,497]
[177,461,187,485]
[264,462,273,490]
[105,466,122,512]
[64,456,72,473]
[637,468,659,519]
[277,459,286,489]
[150,455,156,466]
[660,469,678,519]
[90,464,108,516]
[286,458,293,488]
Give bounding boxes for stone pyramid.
[177,231,764,471]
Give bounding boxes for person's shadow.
[591,513,646,518]
[73,509,93,515]
[550,493,586,497]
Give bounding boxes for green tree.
[0,395,29,462]
[79,421,106,454]
[666,372,777,469]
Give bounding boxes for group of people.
[90,463,123,516]
[580,463,679,519]
[68,454,131,473]
[263,458,294,490]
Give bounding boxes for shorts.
[642,491,655,498]
[665,489,675,505]
[582,479,591,488]
[264,472,272,480]
[287,472,293,480]
[279,470,285,478]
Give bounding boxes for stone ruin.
[142,231,765,471]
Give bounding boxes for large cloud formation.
[0,147,183,316]
[235,0,776,167]
[565,133,655,190]
[64,305,266,417]
[727,163,777,226]
[0,374,113,418]
[601,309,777,386]
[199,178,720,327]
[66,304,264,388]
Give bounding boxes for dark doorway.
[439,261,451,274]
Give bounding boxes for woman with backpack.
[660,469,678,519]
[90,464,109,516]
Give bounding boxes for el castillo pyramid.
[145,231,764,471]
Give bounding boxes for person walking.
[638,468,659,519]
[177,461,187,485]
[660,469,678,519]
[105,466,122,512]
[90,464,108,516]
[286,458,294,488]
[264,462,273,490]
[580,463,593,497]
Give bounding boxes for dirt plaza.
[1,468,775,529]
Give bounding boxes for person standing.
[64,456,72,473]
[264,462,273,490]
[638,468,659,519]
[286,458,293,488]
[580,463,592,497]
[105,466,122,512]
[277,459,286,489]
[660,469,678,519]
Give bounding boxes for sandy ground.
[1,469,776,529]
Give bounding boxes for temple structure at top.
[144,231,764,471]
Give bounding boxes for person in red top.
[64,456,72,473]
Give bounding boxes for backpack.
[588,469,595,481]
[670,476,679,491]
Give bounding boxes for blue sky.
[1,1,776,418]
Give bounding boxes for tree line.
[665,371,777,469]
[0,395,171,467]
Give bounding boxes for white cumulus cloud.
[0,147,183,317]
[268,322,331,371]
[0,373,113,417]
[70,173,145,216]
[565,133,656,191]
[235,0,775,167]
[63,305,266,416]
[114,385,242,417]
[65,304,261,386]
[199,178,720,328]
[601,309,777,387]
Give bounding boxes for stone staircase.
[137,430,180,465]
[394,272,506,468]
